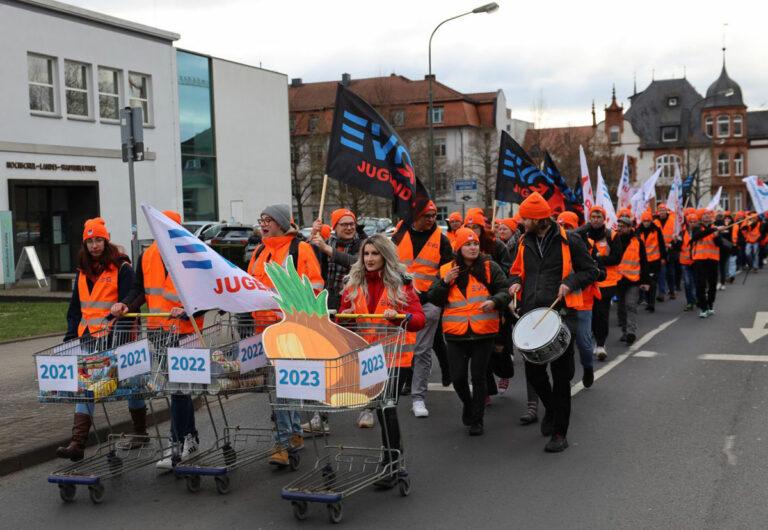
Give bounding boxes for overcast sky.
[69,0,768,127]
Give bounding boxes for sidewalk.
[0,335,177,476]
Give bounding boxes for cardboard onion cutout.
[263,257,386,407]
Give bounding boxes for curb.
[0,397,203,477]
[0,332,64,346]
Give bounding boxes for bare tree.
[466,128,499,211]
[290,136,327,226]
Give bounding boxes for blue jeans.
[567,310,593,370]
[682,265,697,305]
[170,394,197,443]
[728,255,737,279]
[747,243,760,269]
[75,399,145,415]
[274,410,302,446]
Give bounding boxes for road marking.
[634,350,659,358]
[723,435,737,465]
[428,382,454,392]
[699,354,768,362]
[740,312,768,344]
[572,317,680,396]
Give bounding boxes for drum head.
[512,308,562,350]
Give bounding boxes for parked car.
[182,221,220,240]
[359,217,393,237]
[208,224,256,270]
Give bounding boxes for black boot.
[399,368,412,396]
[374,449,400,489]
[56,413,92,461]
[127,407,150,449]
[544,434,568,453]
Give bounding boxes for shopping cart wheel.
[58,483,76,503]
[88,484,105,504]
[214,475,231,495]
[398,477,411,497]
[222,443,237,466]
[289,452,300,471]
[291,501,309,521]
[186,475,202,493]
[327,502,343,524]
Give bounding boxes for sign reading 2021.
[263,257,386,407]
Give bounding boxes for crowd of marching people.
[57,195,768,467]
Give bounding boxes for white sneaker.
[155,441,178,470]
[356,410,375,428]
[181,433,198,461]
[301,412,330,436]
[595,346,607,362]
[412,400,429,418]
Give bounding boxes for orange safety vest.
[679,231,694,266]
[509,226,584,309]
[745,223,762,244]
[693,230,720,261]
[397,229,442,293]
[77,264,118,337]
[592,232,621,288]
[439,260,500,336]
[617,237,641,282]
[246,235,324,331]
[655,214,676,247]
[639,230,661,262]
[349,288,416,368]
[446,230,458,248]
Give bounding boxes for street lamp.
[428,2,499,199]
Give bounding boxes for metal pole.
[128,145,139,263]
[428,49,435,200]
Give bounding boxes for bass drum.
[512,308,571,365]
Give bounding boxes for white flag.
[705,186,723,212]
[617,154,632,211]
[641,167,661,204]
[141,204,279,314]
[595,167,618,229]
[579,145,595,212]
[743,176,768,214]
[630,188,646,223]
[667,164,684,237]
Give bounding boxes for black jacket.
[573,224,623,270]
[508,221,599,314]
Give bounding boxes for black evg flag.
[326,84,429,219]
[496,130,558,204]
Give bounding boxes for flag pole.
[318,174,329,222]
[491,200,499,226]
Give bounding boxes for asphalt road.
[2,270,767,529]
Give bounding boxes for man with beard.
[573,206,623,362]
[508,192,598,452]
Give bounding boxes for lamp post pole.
[428,3,499,200]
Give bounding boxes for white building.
[0,0,291,275]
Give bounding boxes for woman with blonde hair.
[338,234,424,488]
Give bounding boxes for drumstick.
[532,296,562,329]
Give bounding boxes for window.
[734,191,743,211]
[667,97,678,107]
[656,154,681,179]
[734,153,744,176]
[433,137,446,157]
[717,114,730,138]
[609,126,620,144]
[717,152,729,176]
[720,193,729,212]
[436,206,448,221]
[661,126,679,143]
[733,115,743,137]
[64,60,90,117]
[27,53,56,113]
[308,114,319,133]
[128,72,151,124]
[97,67,120,120]
[704,116,713,138]
[390,109,405,127]
[429,106,444,124]
[435,172,448,193]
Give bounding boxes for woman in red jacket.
[338,234,425,488]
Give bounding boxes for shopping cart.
[275,315,411,524]
[164,314,294,494]
[39,315,176,504]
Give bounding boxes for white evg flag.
[743,176,768,214]
[141,204,279,314]
[579,145,595,212]
[616,154,632,211]
[595,167,618,229]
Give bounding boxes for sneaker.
[683,304,693,312]
[595,346,607,362]
[582,367,594,388]
[155,444,176,471]
[356,410,375,429]
[519,411,538,425]
[706,308,715,317]
[301,413,330,437]
[412,400,429,418]
[468,422,484,436]
[180,434,198,461]
[484,395,492,407]
[497,377,511,394]
[625,333,636,345]
[268,445,289,466]
[544,434,569,453]
[656,296,665,303]
[699,310,708,319]
[289,434,304,450]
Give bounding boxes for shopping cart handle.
[123,312,172,318]
[334,313,408,319]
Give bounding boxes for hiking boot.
[127,407,150,449]
[56,413,92,461]
[289,434,304,450]
[544,434,569,453]
[269,445,289,466]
